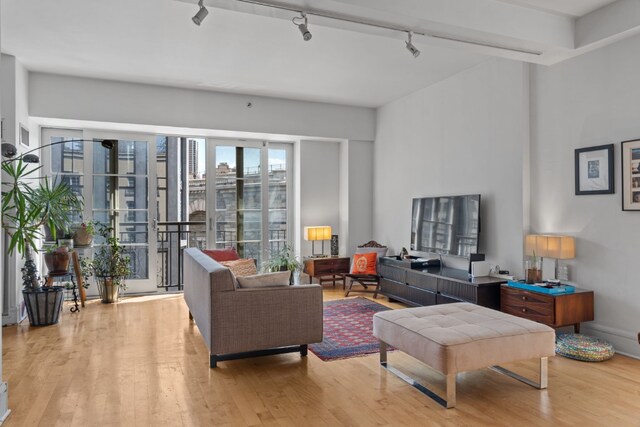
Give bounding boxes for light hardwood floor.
[3,289,640,426]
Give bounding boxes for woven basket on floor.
[555,333,614,362]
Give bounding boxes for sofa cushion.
[236,271,291,289]
[220,258,257,277]
[203,247,239,262]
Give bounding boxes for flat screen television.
[410,194,481,258]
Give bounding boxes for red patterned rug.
[309,297,394,361]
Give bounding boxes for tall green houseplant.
[1,159,82,289]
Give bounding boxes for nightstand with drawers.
[500,284,594,333]
[304,257,350,288]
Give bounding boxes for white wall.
[375,59,529,273]
[0,4,11,419]
[346,140,374,255]
[29,73,375,141]
[299,140,340,257]
[338,139,375,257]
[1,54,30,326]
[531,33,640,357]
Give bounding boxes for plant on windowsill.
[1,159,83,325]
[80,223,131,303]
[72,219,97,247]
[262,243,303,284]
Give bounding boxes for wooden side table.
[304,257,350,288]
[501,284,594,333]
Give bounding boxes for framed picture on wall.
[621,139,640,211]
[574,144,614,195]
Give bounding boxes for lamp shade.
[525,234,575,259]
[546,236,575,259]
[304,226,332,241]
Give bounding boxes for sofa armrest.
[210,284,323,355]
[184,248,236,354]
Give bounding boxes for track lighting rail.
[193,0,544,57]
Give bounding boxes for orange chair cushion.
[351,252,378,275]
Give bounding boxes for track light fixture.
[293,12,312,41]
[192,0,209,26]
[405,32,420,58]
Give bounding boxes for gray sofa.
[184,248,323,367]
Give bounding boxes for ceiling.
[1,0,638,108]
[495,0,616,17]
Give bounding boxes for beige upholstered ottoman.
[373,302,555,408]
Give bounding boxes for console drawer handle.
[522,308,527,313]
[522,296,527,301]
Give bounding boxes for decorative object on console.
[525,234,575,282]
[330,234,339,256]
[308,297,393,361]
[555,333,614,362]
[399,247,409,259]
[525,256,542,284]
[575,144,614,195]
[621,139,640,210]
[304,225,332,257]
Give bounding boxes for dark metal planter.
[22,286,64,326]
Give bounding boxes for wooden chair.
[344,241,387,299]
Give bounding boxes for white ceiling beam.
[330,0,575,49]
[576,0,640,49]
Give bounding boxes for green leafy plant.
[262,243,302,273]
[83,224,131,289]
[1,159,83,289]
[84,219,97,236]
[76,219,97,236]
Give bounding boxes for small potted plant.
[262,244,303,284]
[81,224,131,303]
[72,219,96,247]
[43,244,71,274]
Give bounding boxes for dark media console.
[378,256,504,309]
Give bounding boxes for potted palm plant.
[262,244,303,284]
[80,224,131,303]
[1,159,83,325]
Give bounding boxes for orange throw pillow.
[350,252,377,275]
[220,259,257,277]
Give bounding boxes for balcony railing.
[157,223,287,290]
[156,221,206,290]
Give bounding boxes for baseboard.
[0,382,10,425]
[580,323,640,359]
